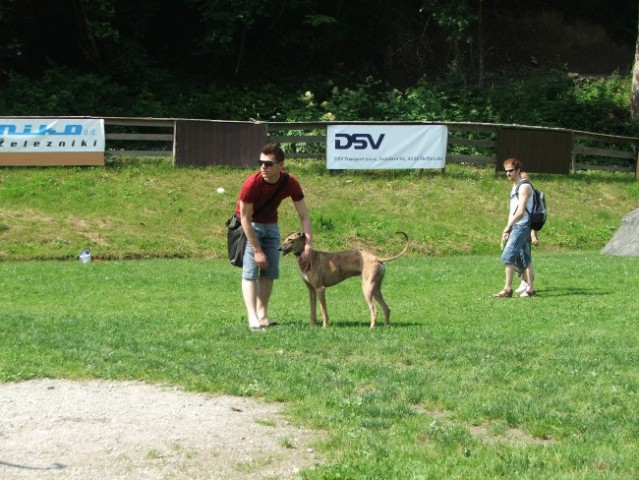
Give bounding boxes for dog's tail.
[379,231,410,263]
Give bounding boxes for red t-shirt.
[235,172,305,223]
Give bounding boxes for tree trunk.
[478,0,485,88]
[631,2,639,120]
[71,0,103,70]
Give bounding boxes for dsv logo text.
[334,133,385,150]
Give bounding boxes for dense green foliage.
[2,1,634,82]
[0,1,637,136]
[1,67,637,136]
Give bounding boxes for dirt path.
[0,379,323,479]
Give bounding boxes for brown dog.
[279,232,409,328]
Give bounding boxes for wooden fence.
[105,117,175,158]
[104,118,639,177]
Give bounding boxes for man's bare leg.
[256,276,274,325]
[242,279,262,329]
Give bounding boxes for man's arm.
[293,198,313,266]
[503,184,532,237]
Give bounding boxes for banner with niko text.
[0,118,105,166]
[326,124,448,170]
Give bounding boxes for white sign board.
[326,124,448,170]
[0,118,105,166]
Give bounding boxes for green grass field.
[1,162,639,478]
[1,251,638,479]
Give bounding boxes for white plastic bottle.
[79,250,91,264]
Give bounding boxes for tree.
[419,0,486,85]
[631,1,639,120]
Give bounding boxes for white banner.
[326,124,448,170]
[0,118,104,152]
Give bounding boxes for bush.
[1,65,637,138]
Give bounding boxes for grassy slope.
[0,160,638,261]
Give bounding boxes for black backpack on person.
[515,179,547,231]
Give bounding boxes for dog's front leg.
[305,283,318,326]
[316,286,329,327]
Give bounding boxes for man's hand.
[254,249,269,269]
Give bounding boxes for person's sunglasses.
[505,168,516,173]
[259,160,276,168]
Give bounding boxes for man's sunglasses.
[258,160,277,168]
[504,168,516,173]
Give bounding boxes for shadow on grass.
[535,288,610,297]
[308,321,423,328]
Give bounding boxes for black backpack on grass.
[515,179,547,231]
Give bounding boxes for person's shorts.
[501,222,531,269]
[242,223,281,280]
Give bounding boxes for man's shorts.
[242,223,281,280]
[501,222,531,269]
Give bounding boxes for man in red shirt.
[236,144,313,331]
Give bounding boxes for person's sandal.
[492,288,513,298]
[519,290,537,298]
